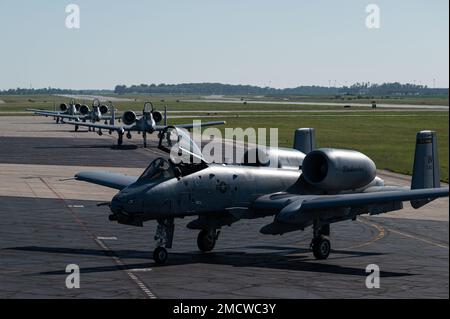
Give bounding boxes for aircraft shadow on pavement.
[7,246,414,278]
[34,144,138,150]
[24,130,91,133]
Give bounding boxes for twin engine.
[122,110,164,125]
[79,104,109,115]
[301,148,376,191]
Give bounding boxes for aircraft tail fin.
[293,128,316,154]
[411,130,441,208]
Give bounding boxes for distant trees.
[113,82,448,96]
[1,82,447,96]
[0,87,113,95]
[114,83,276,95]
[340,82,444,96]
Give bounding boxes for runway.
[183,99,450,110]
[0,117,448,298]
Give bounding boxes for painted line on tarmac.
[96,236,118,240]
[385,227,449,249]
[95,238,156,299]
[39,177,157,299]
[341,217,386,250]
[357,216,448,250]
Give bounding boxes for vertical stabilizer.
[411,130,440,208]
[293,128,316,154]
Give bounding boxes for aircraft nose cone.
[111,192,140,214]
[110,194,123,214]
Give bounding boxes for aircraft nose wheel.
[153,247,168,265]
[197,229,219,252]
[311,236,331,260]
[118,133,124,146]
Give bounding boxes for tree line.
[1,82,447,96]
[114,82,448,96]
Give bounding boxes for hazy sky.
[0,0,448,89]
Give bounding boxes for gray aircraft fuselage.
[111,163,300,221]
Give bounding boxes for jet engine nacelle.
[100,105,109,115]
[60,103,68,112]
[302,148,376,191]
[242,147,305,170]
[79,105,90,115]
[152,111,163,123]
[122,111,137,125]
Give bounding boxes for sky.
[0,0,448,90]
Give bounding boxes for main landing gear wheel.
[311,236,331,260]
[197,229,219,252]
[75,125,79,132]
[153,247,168,265]
[311,221,331,260]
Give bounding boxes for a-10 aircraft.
[73,127,449,264]
[64,102,226,147]
[28,99,81,124]
[27,99,115,130]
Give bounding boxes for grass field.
[246,94,449,106]
[0,94,448,182]
[0,95,370,112]
[168,111,449,183]
[0,93,448,113]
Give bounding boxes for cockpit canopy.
[158,126,206,164]
[139,158,175,182]
[143,102,154,115]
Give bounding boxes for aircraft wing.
[27,109,87,121]
[75,171,138,190]
[56,114,86,121]
[27,109,63,117]
[64,121,130,132]
[154,121,226,131]
[254,187,449,230]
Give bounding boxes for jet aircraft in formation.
[63,102,226,147]
[28,101,226,147]
[27,98,115,129]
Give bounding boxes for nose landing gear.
[152,218,174,265]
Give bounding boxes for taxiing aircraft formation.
[27,98,114,127]
[28,101,226,147]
